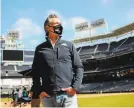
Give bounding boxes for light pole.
[1,87,2,97]
[5,71,10,102]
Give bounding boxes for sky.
[1,0,134,49]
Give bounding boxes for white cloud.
[70,17,89,29]
[101,0,111,5]
[70,17,88,24]
[12,18,43,39]
[30,39,39,45]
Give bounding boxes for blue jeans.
[42,93,78,108]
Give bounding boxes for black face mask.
[49,24,63,35]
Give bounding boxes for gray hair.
[44,14,59,35]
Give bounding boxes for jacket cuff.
[71,85,79,92]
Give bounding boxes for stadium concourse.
[0,22,134,100]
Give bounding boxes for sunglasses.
[48,24,62,28]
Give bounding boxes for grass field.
[77,93,134,107]
[1,92,134,107]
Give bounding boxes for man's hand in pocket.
[39,92,50,99]
[62,87,76,96]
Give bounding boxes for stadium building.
[74,22,134,93]
[0,30,34,94]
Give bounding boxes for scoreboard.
[2,50,24,62]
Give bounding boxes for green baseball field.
[1,92,134,107]
[77,92,134,107]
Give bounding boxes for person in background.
[22,87,28,97]
[11,89,15,104]
[18,88,22,100]
[13,88,19,107]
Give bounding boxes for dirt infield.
[0,102,31,108]
[1,92,134,107]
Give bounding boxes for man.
[31,14,83,107]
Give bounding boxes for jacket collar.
[45,36,62,47]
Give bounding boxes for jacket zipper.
[53,49,57,91]
[49,39,59,91]
[52,44,57,91]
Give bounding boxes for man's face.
[46,18,62,36]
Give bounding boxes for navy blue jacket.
[31,37,83,98]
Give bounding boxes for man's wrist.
[72,88,76,91]
[71,86,78,91]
